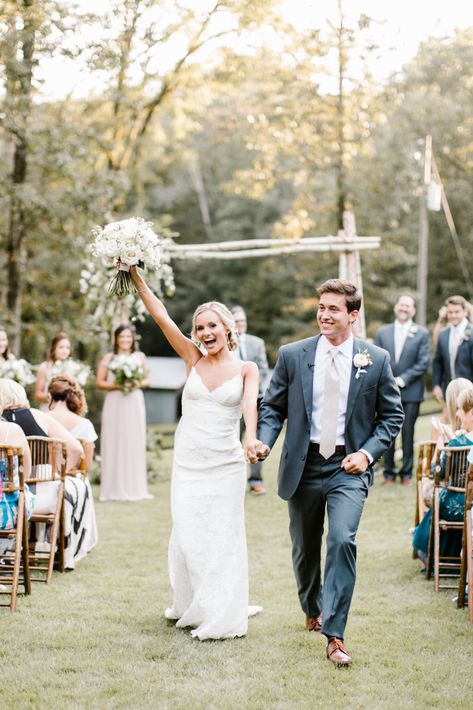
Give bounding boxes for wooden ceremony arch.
[164,211,380,338]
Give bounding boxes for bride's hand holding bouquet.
[90,217,163,298]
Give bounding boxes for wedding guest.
[34,332,72,407]
[0,378,91,569]
[231,305,269,495]
[48,375,97,471]
[413,380,473,567]
[130,265,262,640]
[0,378,82,471]
[96,324,151,502]
[257,278,403,666]
[375,294,430,486]
[47,374,98,563]
[433,300,473,348]
[0,409,34,551]
[430,377,472,446]
[432,295,473,405]
[0,327,15,361]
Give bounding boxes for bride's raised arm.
[130,266,200,368]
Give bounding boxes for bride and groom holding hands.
[131,268,404,667]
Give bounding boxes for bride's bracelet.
[136,287,149,293]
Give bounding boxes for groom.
[256,279,403,666]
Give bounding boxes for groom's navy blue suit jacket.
[257,335,404,500]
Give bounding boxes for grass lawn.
[2,410,472,710]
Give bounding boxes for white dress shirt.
[449,318,468,378]
[311,334,353,445]
[394,318,412,363]
[449,318,468,357]
[310,334,373,464]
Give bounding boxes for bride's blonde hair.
[191,302,238,351]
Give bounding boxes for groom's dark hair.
[317,279,362,313]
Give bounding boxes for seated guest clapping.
[0,378,95,569]
[413,381,473,566]
[430,377,472,447]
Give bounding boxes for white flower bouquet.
[0,358,36,386]
[107,354,144,393]
[50,359,91,387]
[90,217,162,297]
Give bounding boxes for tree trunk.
[335,0,347,231]
[5,0,35,353]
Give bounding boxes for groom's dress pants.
[288,447,368,641]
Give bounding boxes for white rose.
[353,353,368,368]
[120,246,143,265]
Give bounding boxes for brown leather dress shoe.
[326,637,352,667]
[305,613,322,632]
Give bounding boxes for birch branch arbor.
[164,211,379,338]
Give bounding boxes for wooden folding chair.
[415,440,437,526]
[458,465,473,621]
[0,445,31,611]
[26,436,66,584]
[427,445,470,591]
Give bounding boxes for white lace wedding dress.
[164,365,260,640]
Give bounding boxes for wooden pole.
[417,135,432,327]
[338,211,366,338]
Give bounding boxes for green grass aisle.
[2,427,472,709]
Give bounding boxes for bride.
[131,266,262,640]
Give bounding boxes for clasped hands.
[244,438,270,464]
[244,440,369,473]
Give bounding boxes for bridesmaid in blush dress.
[96,324,152,502]
[34,332,72,410]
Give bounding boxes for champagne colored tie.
[319,348,340,459]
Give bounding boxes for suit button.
[301,455,306,461]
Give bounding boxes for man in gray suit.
[375,294,430,486]
[231,306,269,494]
[256,279,403,666]
[432,294,473,400]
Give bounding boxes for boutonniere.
[353,348,373,379]
[461,329,471,343]
[407,325,418,338]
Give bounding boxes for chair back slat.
[25,436,66,483]
[417,441,436,480]
[0,446,23,494]
[466,465,473,510]
[443,445,471,491]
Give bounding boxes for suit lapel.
[456,325,472,359]
[300,336,319,423]
[346,337,365,425]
